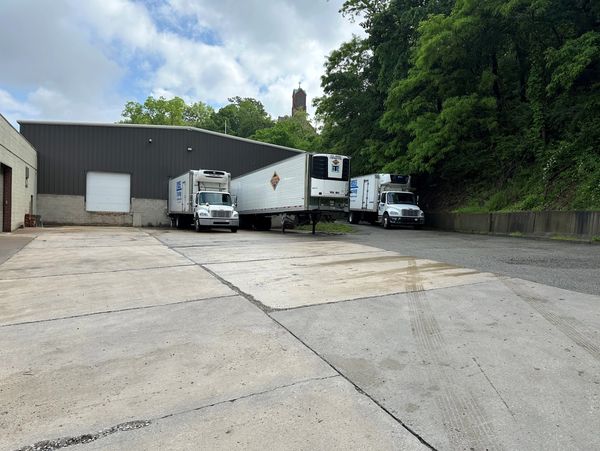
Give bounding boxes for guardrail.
[425,211,600,242]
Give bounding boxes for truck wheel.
[175,215,181,229]
[382,214,391,229]
[230,227,238,233]
[195,217,201,232]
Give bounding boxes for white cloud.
[0,0,364,127]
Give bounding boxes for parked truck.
[231,153,350,234]
[168,169,239,232]
[348,173,424,229]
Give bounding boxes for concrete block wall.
[426,210,600,241]
[38,194,168,227]
[0,115,37,231]
[132,198,169,226]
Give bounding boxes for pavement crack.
[158,375,341,421]
[161,239,274,313]
[0,294,238,328]
[14,420,151,451]
[154,233,438,450]
[472,357,517,422]
[0,263,195,281]
[169,249,383,265]
[266,313,439,451]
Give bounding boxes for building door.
[1,164,12,232]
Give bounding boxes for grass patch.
[592,236,600,242]
[509,231,523,237]
[550,234,581,242]
[295,222,356,234]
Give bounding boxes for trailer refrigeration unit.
[348,173,425,229]
[231,153,350,234]
[168,169,239,232]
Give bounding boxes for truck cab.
[378,190,424,229]
[193,189,238,231]
[168,169,239,232]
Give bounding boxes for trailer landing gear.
[311,212,321,235]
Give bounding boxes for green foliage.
[251,112,320,151]
[121,96,274,138]
[319,0,600,211]
[211,96,274,138]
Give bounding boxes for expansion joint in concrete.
[0,294,238,328]
[14,376,341,451]
[155,233,438,450]
[158,374,341,420]
[0,263,196,281]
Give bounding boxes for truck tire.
[194,217,201,232]
[230,227,238,233]
[175,215,182,229]
[348,211,360,224]
[382,213,391,229]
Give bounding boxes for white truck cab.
[168,169,239,232]
[349,173,425,228]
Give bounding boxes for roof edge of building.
[17,120,305,155]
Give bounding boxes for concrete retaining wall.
[426,211,600,241]
[38,194,169,227]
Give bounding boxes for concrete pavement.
[1,226,599,450]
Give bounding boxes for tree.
[121,96,187,125]
[251,111,320,151]
[212,97,274,138]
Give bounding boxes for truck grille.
[402,209,419,217]
[211,210,232,218]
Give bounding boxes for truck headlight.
[419,211,424,217]
[389,210,399,216]
[232,211,239,217]
[198,211,209,217]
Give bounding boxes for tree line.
[120,95,320,152]
[121,0,599,211]
[315,0,599,211]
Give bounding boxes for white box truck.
[168,169,239,232]
[231,153,350,234]
[348,173,424,229]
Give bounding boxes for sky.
[0,0,363,128]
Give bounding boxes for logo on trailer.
[176,181,182,201]
[270,172,281,190]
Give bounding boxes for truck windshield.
[387,192,416,205]
[199,192,232,206]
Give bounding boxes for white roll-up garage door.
[86,172,131,212]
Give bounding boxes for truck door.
[361,179,369,209]
[378,193,386,218]
[181,181,186,211]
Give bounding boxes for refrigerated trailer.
[348,173,424,228]
[168,169,239,232]
[231,153,350,234]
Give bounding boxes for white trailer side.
[231,153,350,233]
[168,171,193,214]
[231,153,309,214]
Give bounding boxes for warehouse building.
[19,121,300,226]
[0,114,37,232]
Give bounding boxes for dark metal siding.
[20,123,300,199]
